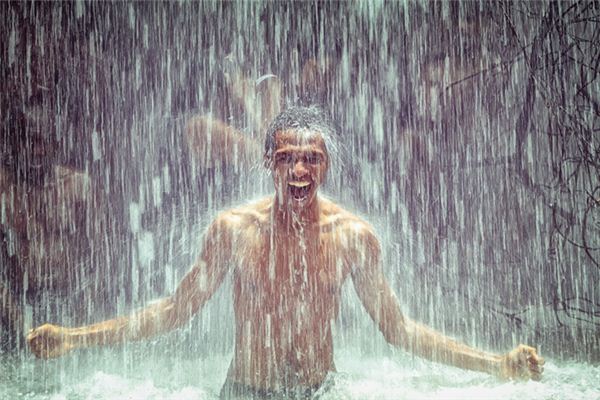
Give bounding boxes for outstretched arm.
[349,226,544,380]
[27,214,234,359]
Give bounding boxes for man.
[28,106,543,399]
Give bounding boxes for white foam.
[5,350,600,400]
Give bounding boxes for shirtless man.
[27,106,544,398]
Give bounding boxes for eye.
[275,153,293,164]
[306,153,322,164]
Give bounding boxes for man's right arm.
[27,213,234,359]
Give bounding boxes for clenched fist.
[499,344,544,381]
[27,323,74,359]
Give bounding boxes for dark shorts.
[219,379,323,399]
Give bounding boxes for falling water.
[1,1,599,399]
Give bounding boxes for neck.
[272,195,321,233]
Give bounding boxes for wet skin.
[28,129,544,390]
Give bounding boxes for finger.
[29,338,40,352]
[40,341,53,359]
[31,339,43,354]
[30,339,48,358]
[528,361,543,374]
[526,351,544,366]
[536,356,545,366]
[530,371,542,382]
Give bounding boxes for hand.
[499,344,544,381]
[27,323,74,359]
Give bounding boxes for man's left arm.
[349,226,544,381]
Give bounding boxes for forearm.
[403,319,501,375]
[352,238,505,377]
[67,297,179,349]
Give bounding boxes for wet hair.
[263,105,339,166]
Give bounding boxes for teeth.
[288,181,311,188]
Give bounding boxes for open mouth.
[288,181,312,201]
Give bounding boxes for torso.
[221,196,365,390]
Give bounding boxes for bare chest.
[231,229,351,315]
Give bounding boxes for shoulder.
[208,196,272,233]
[319,197,380,251]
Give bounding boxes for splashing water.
[2,349,599,399]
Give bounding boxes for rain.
[1,1,599,399]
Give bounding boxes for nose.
[292,160,309,178]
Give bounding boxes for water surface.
[2,348,598,400]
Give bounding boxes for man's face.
[270,129,328,211]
